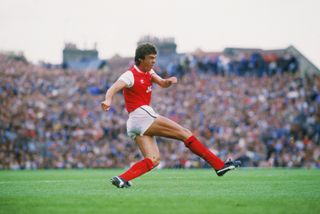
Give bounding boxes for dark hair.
[135,43,157,66]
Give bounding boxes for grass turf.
[0,168,319,214]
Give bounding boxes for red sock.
[119,158,154,181]
[184,135,224,170]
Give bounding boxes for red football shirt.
[122,66,154,113]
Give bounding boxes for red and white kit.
[118,65,159,139]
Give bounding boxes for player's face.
[139,54,157,72]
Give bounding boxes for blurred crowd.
[164,51,299,78]
[0,53,319,170]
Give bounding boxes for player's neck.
[137,65,148,73]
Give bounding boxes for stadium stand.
[0,45,319,169]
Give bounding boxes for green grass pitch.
[0,168,319,214]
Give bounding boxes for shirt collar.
[134,65,149,74]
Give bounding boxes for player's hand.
[101,99,111,111]
[168,77,178,84]
[164,77,178,88]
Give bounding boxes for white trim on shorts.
[126,105,159,140]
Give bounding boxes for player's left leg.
[111,135,159,188]
[144,116,226,170]
[144,116,241,175]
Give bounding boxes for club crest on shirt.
[140,79,144,84]
[146,86,152,93]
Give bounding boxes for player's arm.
[151,73,177,88]
[101,80,126,111]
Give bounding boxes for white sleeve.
[149,69,156,75]
[118,71,134,88]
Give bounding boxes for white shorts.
[127,105,159,140]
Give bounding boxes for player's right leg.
[111,135,159,188]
